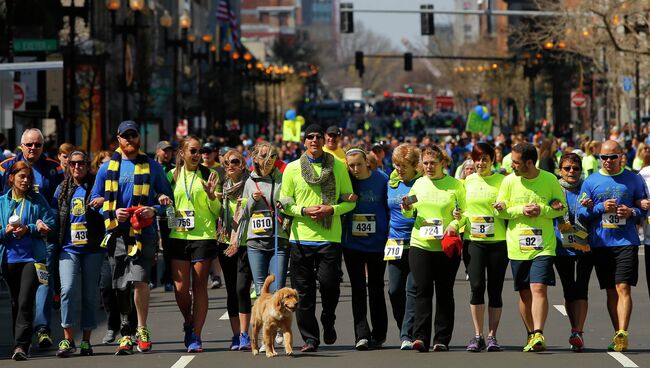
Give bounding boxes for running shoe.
[523,332,535,352]
[412,339,428,352]
[526,332,546,352]
[37,329,53,348]
[102,329,116,344]
[323,325,337,345]
[115,336,134,355]
[239,332,251,351]
[432,343,449,351]
[612,330,628,352]
[229,335,239,351]
[12,347,27,361]
[569,331,584,352]
[79,340,93,356]
[56,339,76,358]
[400,340,413,350]
[466,336,484,352]
[187,333,203,353]
[183,323,194,348]
[136,326,152,353]
[355,338,369,351]
[486,336,502,352]
[370,338,386,349]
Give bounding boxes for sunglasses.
[561,165,581,172]
[599,154,620,161]
[69,161,87,167]
[23,142,42,148]
[120,132,139,140]
[188,148,200,155]
[306,134,323,141]
[224,158,241,166]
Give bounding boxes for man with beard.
[279,124,356,352]
[90,121,173,355]
[496,142,566,352]
[577,140,646,352]
[0,128,64,348]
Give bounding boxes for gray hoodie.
[237,167,290,247]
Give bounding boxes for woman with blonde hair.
[386,143,421,350]
[402,145,465,352]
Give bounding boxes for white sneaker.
[355,338,369,350]
[275,331,284,345]
[400,340,413,350]
[259,344,266,353]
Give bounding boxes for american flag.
[216,0,239,44]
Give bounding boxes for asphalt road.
[1,249,650,368]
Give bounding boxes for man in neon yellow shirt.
[496,142,566,352]
[280,124,355,353]
[322,125,346,161]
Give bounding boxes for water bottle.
[166,205,175,228]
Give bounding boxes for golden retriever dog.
[251,274,299,357]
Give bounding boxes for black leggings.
[2,262,40,350]
[467,241,509,307]
[217,243,252,316]
[554,254,593,302]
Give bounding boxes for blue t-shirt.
[577,169,647,248]
[386,176,417,245]
[53,185,103,255]
[344,170,389,253]
[5,198,34,263]
[91,157,173,237]
[555,188,582,257]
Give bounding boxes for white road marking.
[219,311,229,320]
[608,352,639,368]
[171,355,195,368]
[553,305,567,316]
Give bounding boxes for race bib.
[384,238,405,261]
[352,214,376,236]
[70,222,88,246]
[420,219,443,240]
[470,216,495,238]
[602,213,625,228]
[251,211,273,234]
[174,210,195,231]
[518,228,543,251]
[35,263,48,285]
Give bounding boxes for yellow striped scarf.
[103,147,151,258]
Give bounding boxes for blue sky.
[349,0,454,48]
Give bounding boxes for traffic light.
[340,3,354,33]
[355,51,364,78]
[404,52,413,71]
[421,4,434,35]
[404,84,414,94]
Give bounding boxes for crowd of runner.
[1,119,650,360]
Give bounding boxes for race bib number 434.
[352,214,376,236]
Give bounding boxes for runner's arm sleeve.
[539,180,568,219]
[332,165,356,216]
[631,175,647,220]
[279,165,302,217]
[495,177,524,218]
[576,181,602,222]
[449,183,466,231]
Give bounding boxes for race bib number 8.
[518,228,543,251]
[175,210,195,231]
[352,214,376,236]
[602,213,625,228]
[420,219,443,240]
[251,211,273,234]
[470,216,495,238]
[71,222,88,246]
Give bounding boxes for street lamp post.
[160,10,190,130]
[106,0,144,121]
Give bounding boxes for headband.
[346,148,367,158]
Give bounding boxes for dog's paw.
[266,350,278,358]
[252,349,259,356]
[286,350,294,356]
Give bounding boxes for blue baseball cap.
[117,120,139,135]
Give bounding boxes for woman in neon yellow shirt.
[457,142,508,352]
[401,145,465,352]
[166,136,220,353]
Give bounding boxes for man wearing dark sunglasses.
[279,124,356,353]
[576,140,646,352]
[0,127,65,348]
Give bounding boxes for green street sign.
[14,39,58,52]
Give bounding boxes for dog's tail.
[261,274,275,295]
